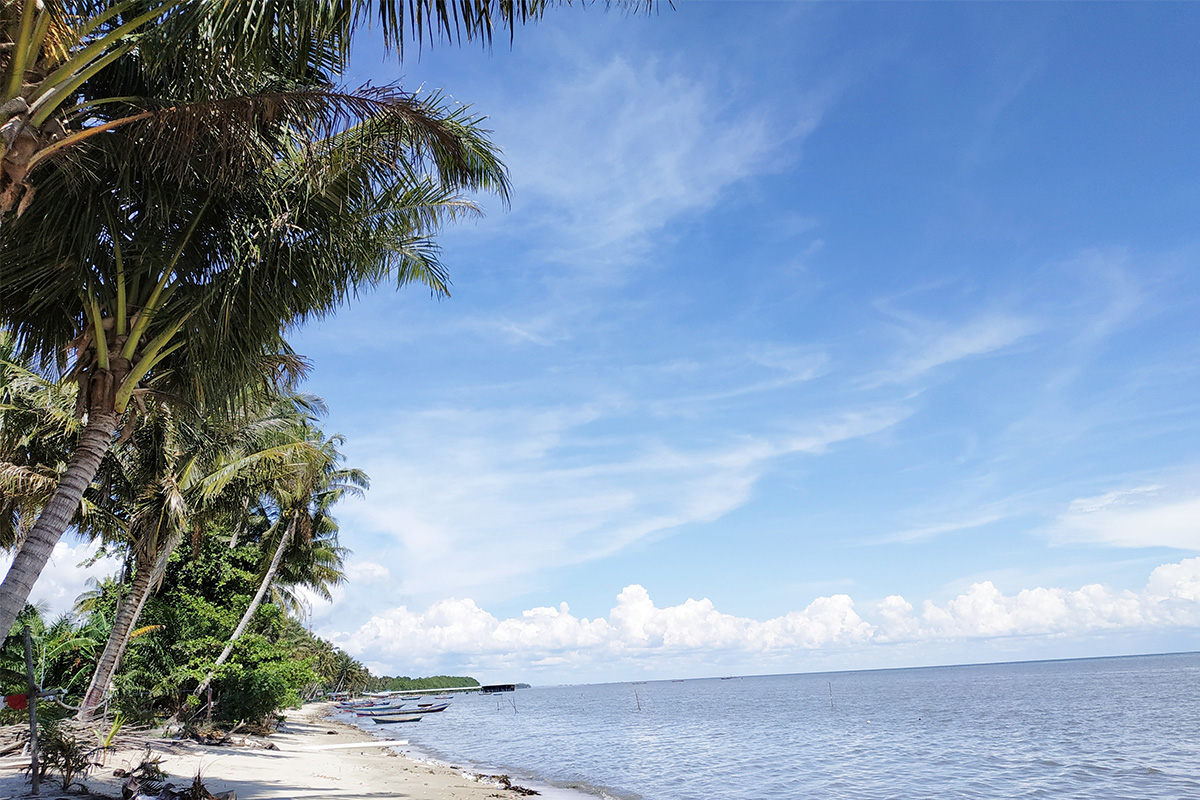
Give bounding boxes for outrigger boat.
[364,702,451,724]
[354,703,410,716]
[400,702,449,714]
[379,702,450,715]
[370,714,424,724]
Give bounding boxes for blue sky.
[22,2,1200,684]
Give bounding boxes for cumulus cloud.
[332,584,874,674]
[327,558,1200,677]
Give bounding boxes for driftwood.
[0,720,274,755]
[121,773,236,800]
[0,719,154,751]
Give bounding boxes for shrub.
[216,659,315,726]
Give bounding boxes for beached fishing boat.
[371,714,424,724]
[354,703,409,716]
[385,702,449,715]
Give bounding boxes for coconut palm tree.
[0,331,123,549]
[0,331,78,547]
[268,522,350,622]
[191,422,364,700]
[74,393,341,718]
[0,0,576,219]
[0,65,506,640]
[0,0,657,641]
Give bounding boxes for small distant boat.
[403,702,450,714]
[371,714,424,724]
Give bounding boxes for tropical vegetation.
[0,0,510,641]
[0,373,374,726]
[367,675,480,692]
[0,0,652,731]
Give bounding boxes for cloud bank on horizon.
[319,557,1200,681]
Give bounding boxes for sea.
[339,652,1200,800]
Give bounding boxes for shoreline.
[0,703,559,800]
[333,705,609,800]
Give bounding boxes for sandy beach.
[0,703,543,800]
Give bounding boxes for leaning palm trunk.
[191,514,297,700]
[0,406,117,637]
[77,529,182,719]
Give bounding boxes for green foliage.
[0,604,107,723]
[216,658,315,725]
[103,531,335,726]
[34,718,95,791]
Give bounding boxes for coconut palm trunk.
[77,529,181,719]
[0,404,118,636]
[192,513,297,700]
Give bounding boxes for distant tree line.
[367,675,481,692]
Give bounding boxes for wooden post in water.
[828,682,835,710]
[23,626,39,795]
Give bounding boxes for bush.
[216,659,315,725]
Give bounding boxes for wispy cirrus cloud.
[487,52,829,273]
[332,399,908,609]
[864,312,1040,388]
[872,511,1012,545]
[1051,484,1200,550]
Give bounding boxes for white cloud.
[1052,485,1200,549]
[344,560,392,584]
[645,345,831,415]
[867,313,1040,387]
[326,558,1200,678]
[494,54,820,268]
[874,512,1010,545]
[332,584,874,674]
[0,539,123,620]
[337,401,907,607]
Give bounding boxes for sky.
[19,2,1200,685]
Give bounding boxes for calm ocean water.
[341,652,1200,800]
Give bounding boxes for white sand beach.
[0,703,543,800]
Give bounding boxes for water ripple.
[351,653,1200,800]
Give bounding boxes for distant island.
[368,675,481,692]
